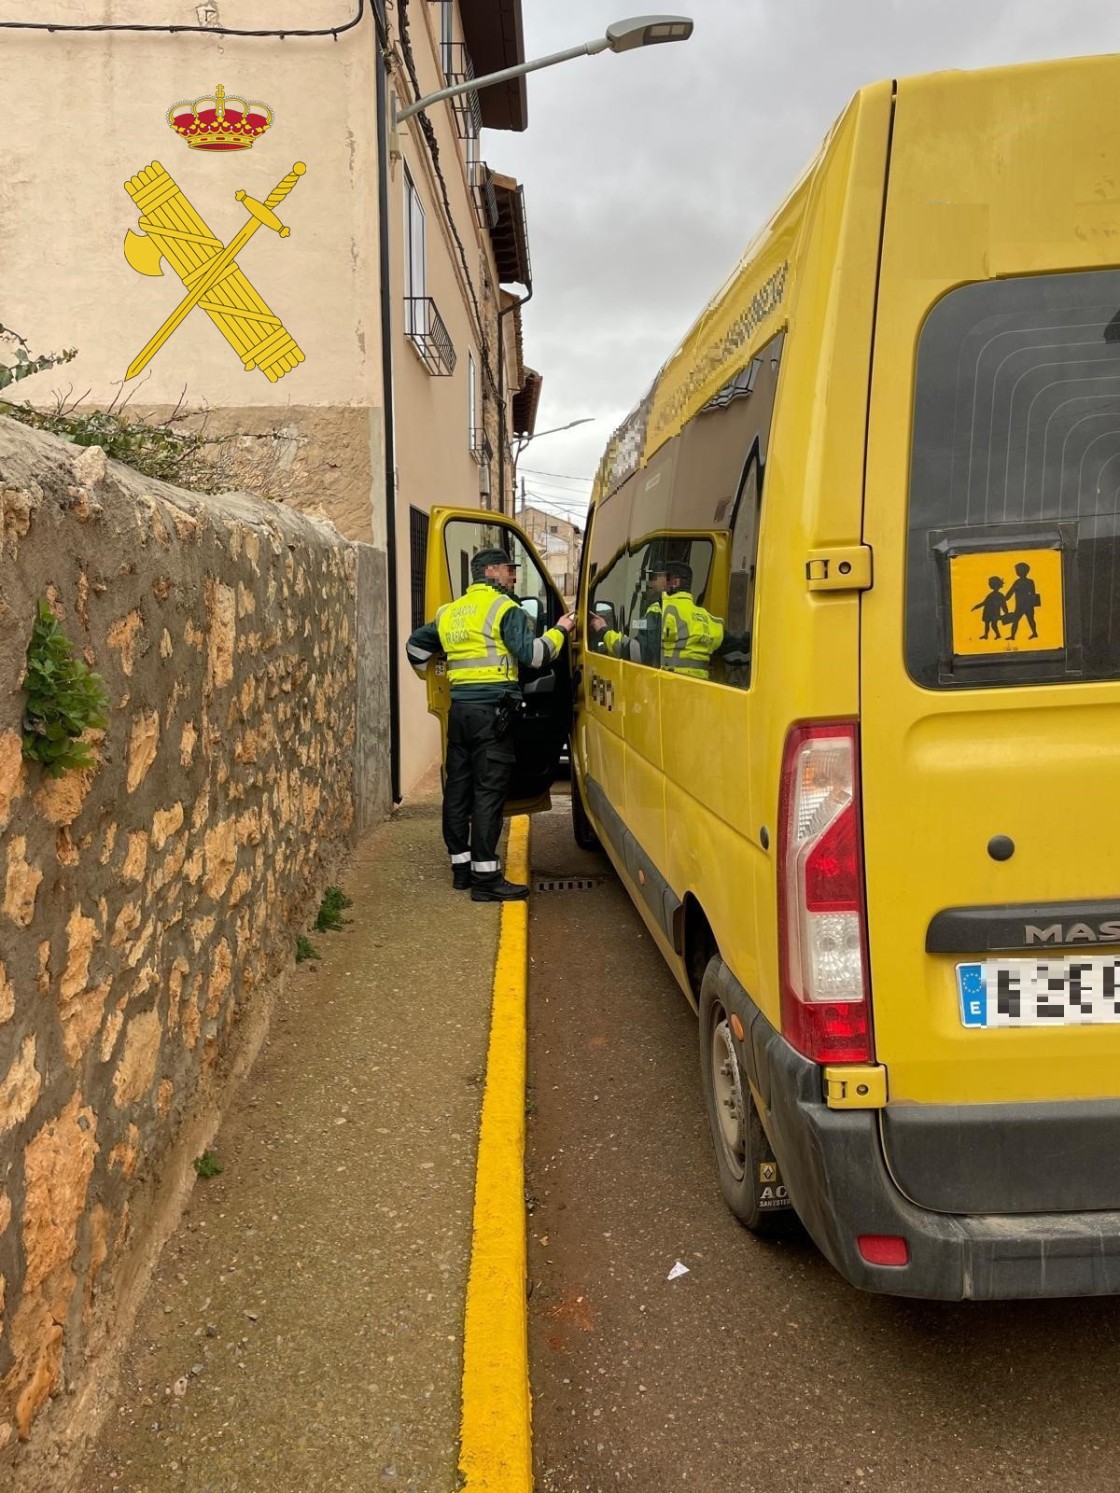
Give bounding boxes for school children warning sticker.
[949,547,1065,657]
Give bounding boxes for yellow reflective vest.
[599,601,662,665]
[436,583,518,687]
[660,593,726,679]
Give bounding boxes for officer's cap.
[471,547,519,579]
[664,560,693,583]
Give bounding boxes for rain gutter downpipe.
[374,4,403,803]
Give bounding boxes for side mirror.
[592,600,617,631]
[519,596,542,629]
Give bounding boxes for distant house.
[518,503,583,603]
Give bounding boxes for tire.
[570,766,602,852]
[699,957,794,1235]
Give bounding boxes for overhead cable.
[0,0,364,37]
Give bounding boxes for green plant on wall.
[0,322,76,391]
[22,600,109,776]
[295,934,322,964]
[1,390,222,492]
[315,885,353,933]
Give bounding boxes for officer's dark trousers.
[443,697,516,883]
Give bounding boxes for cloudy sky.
[489,0,1119,525]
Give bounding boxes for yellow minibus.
[423,51,1120,1298]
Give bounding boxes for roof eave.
[459,0,528,132]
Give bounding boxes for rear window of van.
[905,269,1120,689]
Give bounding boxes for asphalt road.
[526,793,1120,1493]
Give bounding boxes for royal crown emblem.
[167,84,273,151]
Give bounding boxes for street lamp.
[392,15,695,127]
[516,416,595,452]
[513,419,595,517]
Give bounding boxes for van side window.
[588,470,639,653]
[906,270,1120,688]
[634,331,783,688]
[588,550,631,650]
[725,333,784,681]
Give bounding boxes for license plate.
[958,958,1120,1027]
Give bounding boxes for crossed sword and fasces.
[123,161,306,382]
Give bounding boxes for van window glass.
[442,518,553,635]
[625,332,782,687]
[906,269,1120,688]
[588,470,638,642]
[725,332,783,666]
[587,473,633,589]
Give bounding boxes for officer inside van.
[659,561,751,680]
[589,558,669,666]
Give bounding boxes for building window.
[468,350,477,446]
[439,0,454,76]
[465,109,479,178]
[404,166,426,335]
[410,506,430,631]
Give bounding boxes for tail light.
[778,722,873,1063]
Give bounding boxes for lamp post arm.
[394,37,610,124]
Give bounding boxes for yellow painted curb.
[459,814,533,1491]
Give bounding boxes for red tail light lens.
[778,722,873,1063]
[857,1234,910,1267]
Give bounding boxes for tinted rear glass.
[906,269,1120,688]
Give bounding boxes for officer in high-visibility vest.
[658,561,751,680]
[407,547,577,902]
[589,561,668,665]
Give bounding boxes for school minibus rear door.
[422,506,572,814]
[859,54,1120,1218]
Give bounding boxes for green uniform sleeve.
[500,604,568,670]
[405,619,444,674]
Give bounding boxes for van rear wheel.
[699,958,793,1236]
[570,767,601,852]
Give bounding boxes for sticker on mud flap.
[949,546,1064,657]
[758,1161,779,1184]
[758,1183,791,1211]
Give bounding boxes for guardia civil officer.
[406,548,577,902]
[658,561,751,679]
[590,559,669,665]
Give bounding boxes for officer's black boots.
[470,878,530,903]
[452,867,472,891]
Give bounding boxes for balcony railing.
[470,427,493,466]
[470,160,499,231]
[404,297,457,376]
[440,40,482,139]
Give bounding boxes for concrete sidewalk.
[76,783,511,1493]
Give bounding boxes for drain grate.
[534,875,608,893]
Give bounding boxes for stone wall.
[125,405,387,547]
[0,415,389,1465]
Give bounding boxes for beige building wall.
[0,0,534,805]
[0,0,385,542]
[385,1,526,798]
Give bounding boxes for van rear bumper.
[725,975,1120,1300]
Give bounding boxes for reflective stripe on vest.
[437,584,518,685]
[660,595,725,680]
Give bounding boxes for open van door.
[423,506,572,814]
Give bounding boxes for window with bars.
[404,165,426,331]
[410,506,430,631]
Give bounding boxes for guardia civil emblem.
[122,160,306,383]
